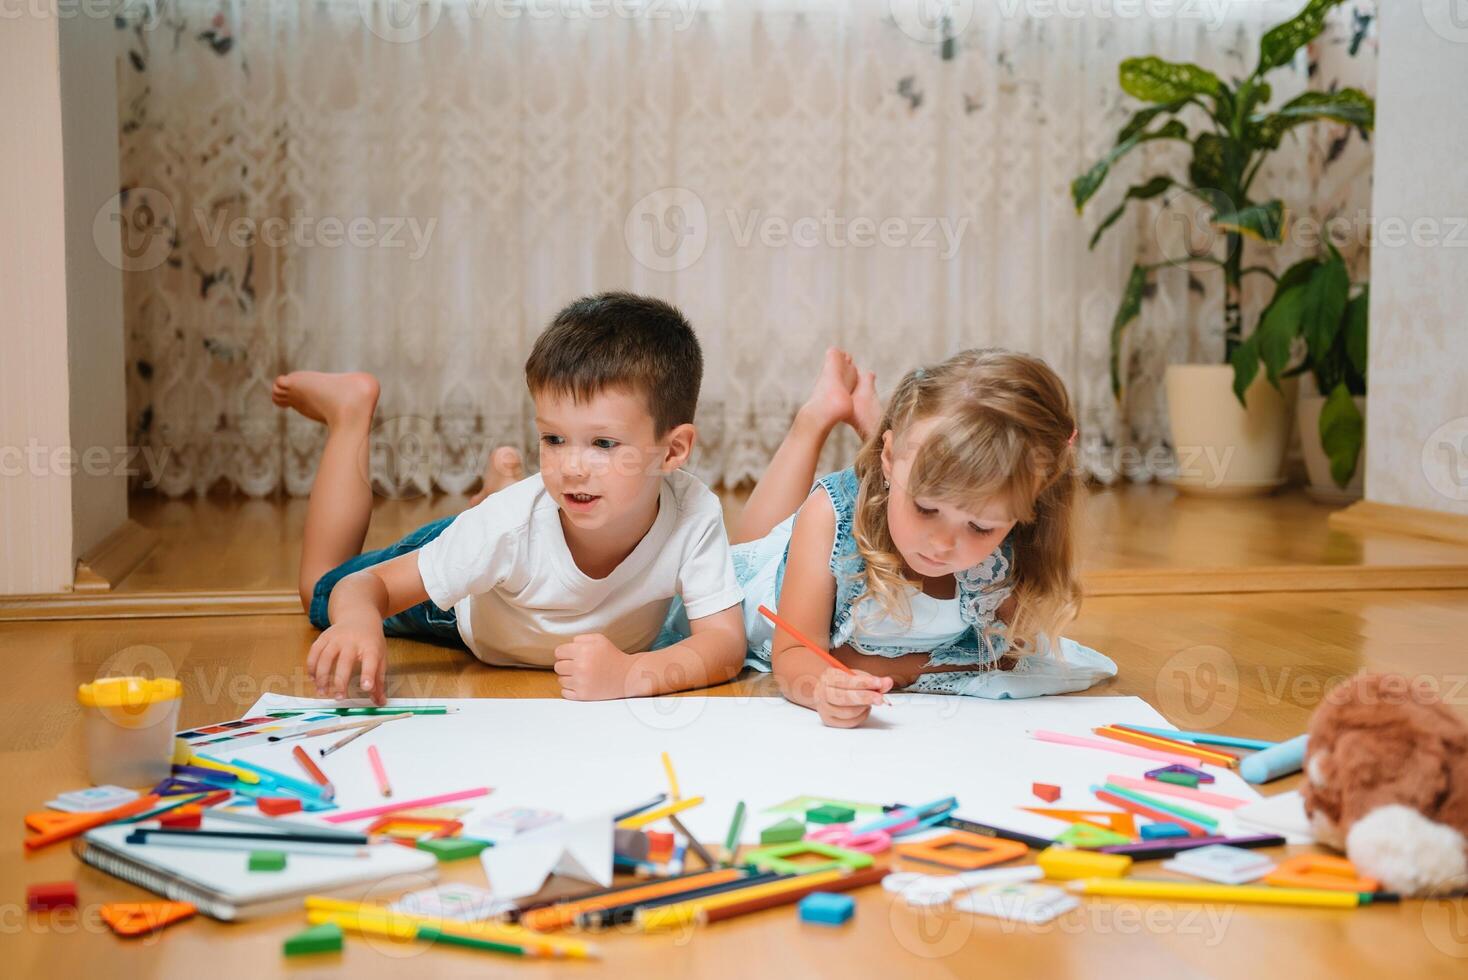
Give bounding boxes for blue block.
[798,891,855,926]
[1140,822,1189,840]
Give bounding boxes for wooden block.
[416,837,491,862]
[798,892,855,925]
[26,881,77,911]
[249,850,288,872]
[257,797,302,816]
[1032,783,1061,803]
[806,804,855,825]
[759,818,806,845]
[283,922,343,956]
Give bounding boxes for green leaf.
[1110,264,1149,398]
[1255,284,1306,386]
[1213,200,1287,242]
[1257,0,1347,75]
[1120,57,1223,102]
[1275,257,1320,294]
[1319,381,1364,487]
[1072,120,1187,211]
[1344,285,1369,380]
[1251,89,1375,148]
[1300,249,1349,357]
[1088,176,1175,249]
[1116,100,1188,144]
[1230,332,1261,407]
[1237,79,1273,121]
[1188,134,1246,202]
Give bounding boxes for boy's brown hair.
[524,291,703,436]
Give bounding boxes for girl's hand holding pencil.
[813,668,893,729]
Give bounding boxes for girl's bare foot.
[469,446,525,505]
[851,369,881,442]
[796,347,858,433]
[272,371,380,428]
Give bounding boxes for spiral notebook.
[74,823,439,921]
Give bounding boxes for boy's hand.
[553,633,632,701]
[813,668,892,728]
[307,619,389,706]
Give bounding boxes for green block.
[249,850,288,872]
[416,837,491,862]
[744,840,875,875]
[1055,823,1132,849]
[1156,771,1200,788]
[283,922,343,956]
[805,804,855,825]
[760,818,806,844]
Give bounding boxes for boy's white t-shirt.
[416,470,743,667]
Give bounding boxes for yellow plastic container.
[77,676,182,787]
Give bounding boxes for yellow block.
[1037,845,1132,880]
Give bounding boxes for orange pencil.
[757,605,852,674]
[367,744,392,797]
[1094,726,1238,767]
[292,744,336,800]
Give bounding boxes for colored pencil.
[1096,783,1219,828]
[1105,774,1248,810]
[1030,730,1207,768]
[612,793,667,822]
[320,718,378,757]
[922,811,1053,850]
[291,745,336,799]
[367,744,392,797]
[1111,724,1277,751]
[520,868,748,931]
[226,757,331,801]
[757,604,853,674]
[272,706,449,717]
[324,787,492,824]
[638,869,850,932]
[578,872,787,929]
[307,910,590,959]
[129,826,370,846]
[183,754,261,784]
[661,751,682,800]
[127,832,368,858]
[1097,833,1286,859]
[667,813,717,868]
[1094,726,1239,767]
[305,897,595,958]
[206,807,365,839]
[678,867,890,928]
[615,795,704,830]
[270,713,411,742]
[1092,788,1211,837]
[1066,878,1394,908]
[722,801,746,866]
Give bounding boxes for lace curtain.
[115,0,1377,497]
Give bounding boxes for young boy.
[273,292,747,704]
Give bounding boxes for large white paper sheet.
[234,693,1264,846]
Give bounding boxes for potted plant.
[1072,0,1373,494]
[1240,244,1367,501]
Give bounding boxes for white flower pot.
[1164,364,1297,496]
[1297,388,1366,503]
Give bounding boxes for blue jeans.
[307,515,467,650]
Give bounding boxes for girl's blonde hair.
[850,348,1082,657]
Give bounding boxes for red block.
[257,796,303,816]
[27,881,78,911]
[647,830,675,860]
[1032,783,1061,803]
[158,805,202,829]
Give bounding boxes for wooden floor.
[5,486,1468,976]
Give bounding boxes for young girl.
[723,347,1116,728]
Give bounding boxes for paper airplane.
[479,811,613,900]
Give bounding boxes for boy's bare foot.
[272,371,380,428]
[469,446,525,505]
[851,369,881,442]
[796,347,858,433]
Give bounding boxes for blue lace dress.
[668,467,1116,699]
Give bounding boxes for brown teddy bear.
[1300,672,1468,896]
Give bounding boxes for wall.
[0,11,127,593]
[1365,3,1468,515]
